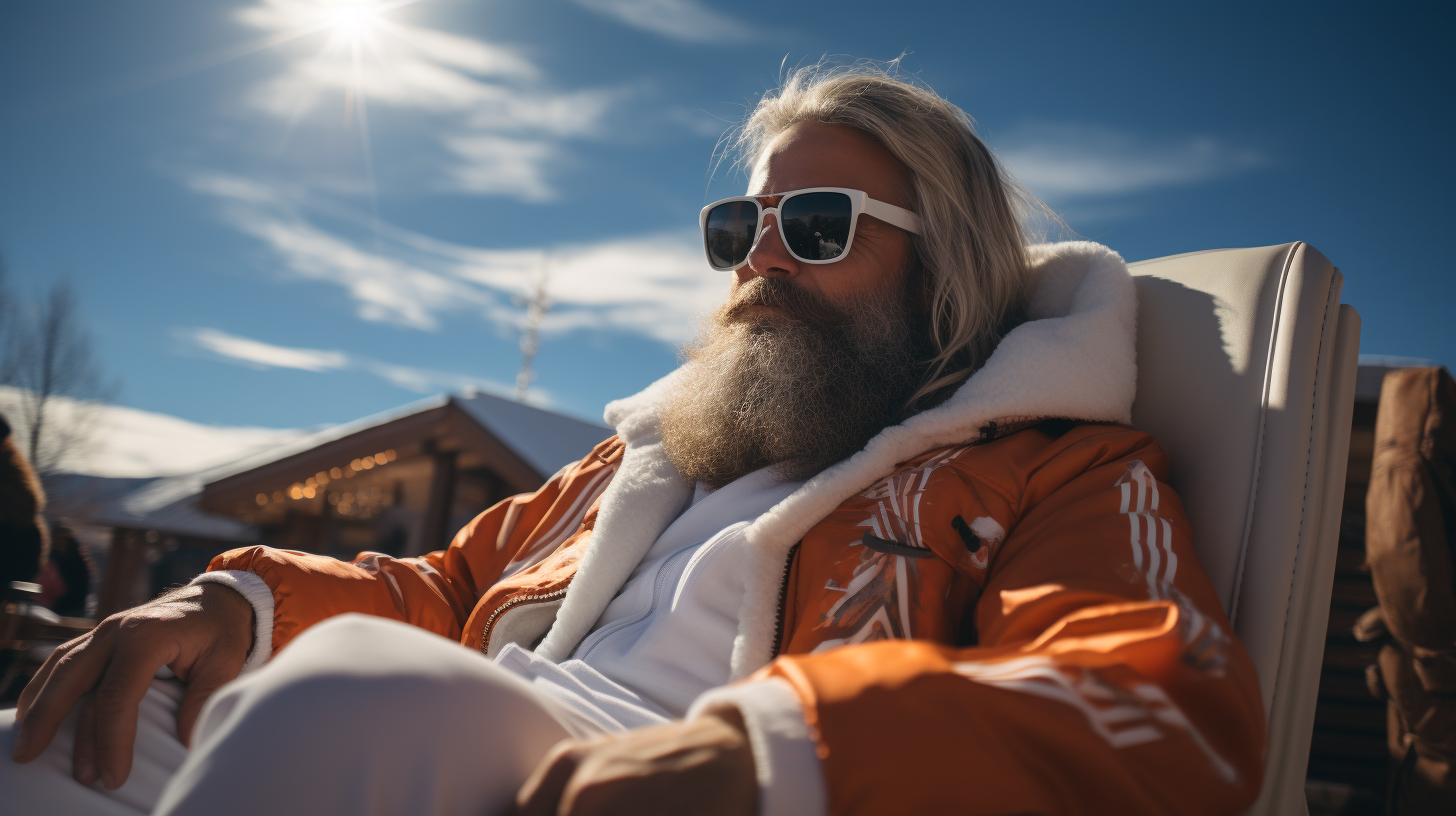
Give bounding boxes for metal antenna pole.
[515,252,551,402]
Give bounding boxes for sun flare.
[322,2,384,43]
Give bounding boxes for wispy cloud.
[190,176,499,330]
[190,172,726,343]
[194,4,727,337]
[179,326,530,400]
[993,123,1266,205]
[440,135,559,202]
[236,0,620,201]
[190,327,348,371]
[571,0,754,43]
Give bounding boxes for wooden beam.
[416,449,458,557]
[436,406,544,493]
[95,528,145,618]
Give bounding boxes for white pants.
[0,615,610,816]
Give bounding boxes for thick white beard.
[660,281,921,488]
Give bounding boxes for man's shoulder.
[532,435,624,496]
[559,434,626,476]
[990,418,1159,461]
[888,419,1166,495]
[585,434,625,466]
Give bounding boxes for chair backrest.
[1128,243,1361,816]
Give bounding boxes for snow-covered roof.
[75,391,611,537]
[77,460,261,542]
[96,473,259,542]
[455,391,611,477]
[203,394,452,482]
[201,390,610,489]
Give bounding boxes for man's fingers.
[11,632,109,763]
[562,772,657,816]
[518,720,758,816]
[515,740,586,816]
[174,665,236,748]
[15,634,86,720]
[72,694,99,786]
[91,631,173,789]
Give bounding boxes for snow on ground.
[0,387,313,478]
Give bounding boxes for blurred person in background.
[3,65,1267,816]
[36,527,90,619]
[0,411,50,707]
[0,412,48,598]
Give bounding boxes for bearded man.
[3,66,1267,816]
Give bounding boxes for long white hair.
[731,62,1051,406]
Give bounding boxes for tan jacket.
[1364,366,1456,813]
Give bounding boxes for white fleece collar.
[534,241,1137,675]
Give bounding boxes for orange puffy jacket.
[208,242,1266,814]
[210,420,1264,814]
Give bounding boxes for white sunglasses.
[699,187,922,271]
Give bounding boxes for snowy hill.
[0,387,313,479]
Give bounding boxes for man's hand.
[10,582,254,789]
[513,709,757,816]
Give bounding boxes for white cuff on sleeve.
[188,570,274,675]
[688,678,828,816]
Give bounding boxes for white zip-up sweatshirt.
[201,465,828,816]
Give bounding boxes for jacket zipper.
[479,587,568,654]
[574,545,695,661]
[769,542,801,658]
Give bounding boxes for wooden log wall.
[1306,399,1389,812]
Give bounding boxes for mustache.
[721,278,853,331]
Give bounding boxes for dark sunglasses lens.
[780,192,852,262]
[704,201,759,269]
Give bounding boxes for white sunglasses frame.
[698,187,922,271]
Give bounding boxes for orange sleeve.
[763,434,1266,815]
[208,436,619,655]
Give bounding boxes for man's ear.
[905,253,941,358]
[905,250,934,318]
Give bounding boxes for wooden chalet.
[90,392,610,616]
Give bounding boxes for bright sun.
[322,2,383,42]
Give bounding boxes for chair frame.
[1129,243,1360,815]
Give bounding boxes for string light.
[253,450,401,508]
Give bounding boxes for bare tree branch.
[0,256,22,386]
[1,270,117,478]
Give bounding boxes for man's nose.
[738,212,800,284]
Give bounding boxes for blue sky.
[1,0,1452,431]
